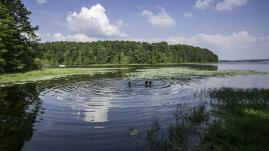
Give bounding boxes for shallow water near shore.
[0,62,269,151]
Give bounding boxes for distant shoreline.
[220,59,269,63]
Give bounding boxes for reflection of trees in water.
[179,64,218,71]
[0,83,40,151]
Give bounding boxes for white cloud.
[183,12,193,18]
[36,0,47,4]
[141,8,176,28]
[66,34,97,42]
[66,3,127,38]
[39,31,269,60]
[128,31,269,60]
[195,0,249,11]
[216,0,248,11]
[194,0,214,9]
[40,33,97,42]
[164,31,268,60]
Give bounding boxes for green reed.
[138,88,269,151]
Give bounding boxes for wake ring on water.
[41,79,192,98]
[38,78,196,124]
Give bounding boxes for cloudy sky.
[23,0,269,60]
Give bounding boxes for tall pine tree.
[0,0,39,72]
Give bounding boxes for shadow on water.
[71,64,218,71]
[0,68,136,151]
[0,69,129,151]
[0,83,40,151]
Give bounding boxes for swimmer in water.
[145,81,152,87]
[145,81,148,86]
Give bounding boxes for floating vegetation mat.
[0,68,117,86]
[127,67,265,80]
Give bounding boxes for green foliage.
[127,67,263,80]
[0,68,116,86]
[136,88,269,151]
[0,0,39,73]
[33,58,42,69]
[144,105,209,151]
[37,41,219,67]
[199,88,269,151]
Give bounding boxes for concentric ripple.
[21,77,199,151]
[40,78,194,109]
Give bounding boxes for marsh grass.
[139,88,269,151]
[127,67,264,80]
[142,104,209,151]
[199,88,269,151]
[0,68,115,86]
[1,66,266,87]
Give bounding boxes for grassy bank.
[0,68,116,86]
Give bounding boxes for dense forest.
[37,41,219,67]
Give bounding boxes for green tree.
[0,0,39,72]
[37,41,219,66]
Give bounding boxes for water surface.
[0,62,268,151]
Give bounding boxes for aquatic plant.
[128,128,140,136]
[127,67,265,80]
[139,88,269,151]
[0,68,117,86]
[143,104,209,151]
[199,88,269,151]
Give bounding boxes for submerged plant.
[128,128,140,136]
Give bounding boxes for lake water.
[0,62,268,151]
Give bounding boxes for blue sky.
[22,0,269,60]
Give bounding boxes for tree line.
[37,41,218,67]
[0,0,218,73]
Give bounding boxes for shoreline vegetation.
[36,41,218,68]
[139,88,269,151]
[0,65,267,87]
[0,68,116,87]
